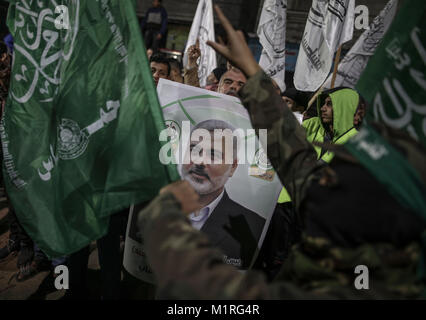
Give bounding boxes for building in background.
[137,0,262,56]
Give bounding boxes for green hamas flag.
[347,0,426,219]
[355,1,426,148]
[1,0,179,258]
[346,1,426,288]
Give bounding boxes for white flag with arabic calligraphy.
[323,0,398,89]
[294,0,355,91]
[183,0,217,87]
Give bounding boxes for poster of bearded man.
[123,79,283,284]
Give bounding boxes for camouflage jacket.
[138,70,425,299]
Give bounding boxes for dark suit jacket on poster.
[200,191,266,269]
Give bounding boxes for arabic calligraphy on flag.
[257,0,287,92]
[294,0,355,91]
[1,0,175,257]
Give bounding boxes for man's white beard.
[182,165,233,195]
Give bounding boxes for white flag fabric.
[183,0,217,87]
[257,0,287,92]
[294,0,355,91]
[323,0,398,89]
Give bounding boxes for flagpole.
[307,85,324,109]
[305,45,343,112]
[330,45,343,89]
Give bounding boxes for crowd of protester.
[0,3,424,300]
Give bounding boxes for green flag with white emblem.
[1,0,178,258]
[343,1,425,286]
[346,0,426,219]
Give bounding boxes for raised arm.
[184,39,201,87]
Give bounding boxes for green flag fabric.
[344,125,426,221]
[1,0,178,258]
[346,1,426,287]
[348,0,426,220]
